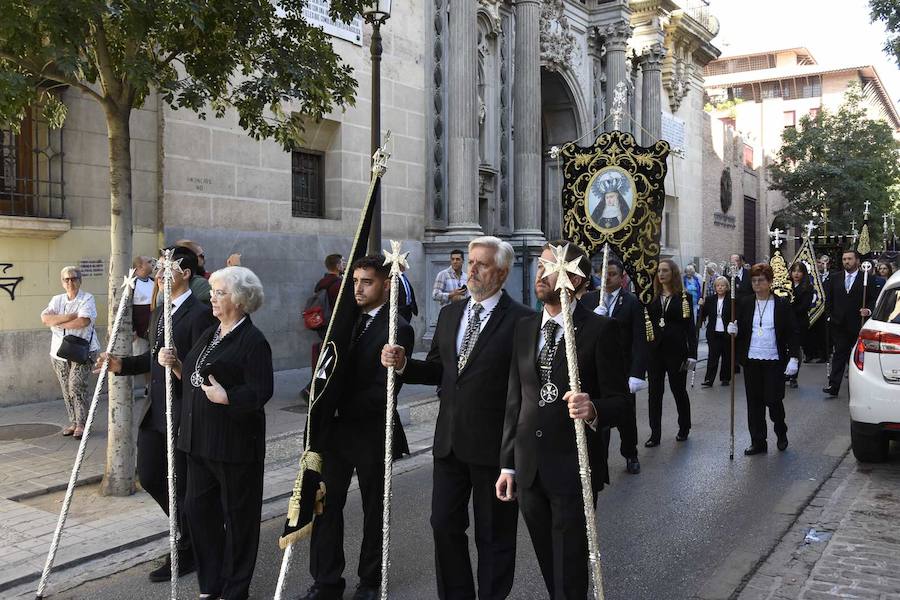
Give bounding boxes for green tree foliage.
[871,0,900,66]
[0,0,368,495]
[768,85,900,245]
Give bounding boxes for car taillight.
[854,329,900,370]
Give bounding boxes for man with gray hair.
[382,235,533,600]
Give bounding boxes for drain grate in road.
[0,423,61,441]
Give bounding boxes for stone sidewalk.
[737,449,900,600]
[0,367,438,598]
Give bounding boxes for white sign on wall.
[661,112,686,155]
[303,0,363,46]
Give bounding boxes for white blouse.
[43,290,101,360]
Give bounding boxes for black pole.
[368,19,384,255]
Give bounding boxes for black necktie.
[353,313,372,341]
[537,320,560,385]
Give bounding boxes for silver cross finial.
[382,239,409,277]
[804,220,816,238]
[539,243,586,292]
[611,81,627,131]
[121,268,138,290]
[863,200,871,218]
[769,228,784,250]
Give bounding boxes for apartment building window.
[0,107,65,218]
[783,110,796,128]
[743,144,754,168]
[799,76,821,98]
[291,150,324,218]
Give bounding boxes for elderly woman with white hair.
[158,266,273,600]
[41,266,101,439]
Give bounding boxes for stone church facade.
[0,0,718,403]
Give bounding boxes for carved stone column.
[602,20,632,133]
[640,43,665,145]
[447,0,481,233]
[513,0,542,235]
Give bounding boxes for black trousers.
[742,359,787,444]
[704,332,732,383]
[647,352,691,440]
[805,318,827,360]
[519,475,596,600]
[617,393,638,460]
[431,452,518,600]
[828,328,857,393]
[136,427,192,552]
[309,441,385,590]
[184,454,264,600]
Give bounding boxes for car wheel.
[851,425,888,463]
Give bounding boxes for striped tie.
[457,302,484,373]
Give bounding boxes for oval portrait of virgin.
[585,166,637,232]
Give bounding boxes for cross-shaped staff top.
[611,81,627,131]
[863,200,871,218]
[158,248,184,280]
[804,220,817,238]
[121,268,138,291]
[539,243,586,292]
[382,239,409,277]
[850,219,857,232]
[769,227,785,250]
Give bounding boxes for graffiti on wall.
[0,264,23,300]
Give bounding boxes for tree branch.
[91,17,122,101]
[0,50,107,105]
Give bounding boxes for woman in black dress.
[645,259,697,446]
[698,276,732,387]
[787,262,813,388]
[159,266,273,600]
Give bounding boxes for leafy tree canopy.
[0,0,368,146]
[871,0,900,66]
[769,84,900,244]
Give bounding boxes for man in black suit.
[96,246,214,582]
[730,254,753,299]
[397,263,418,323]
[381,236,532,600]
[822,249,875,396]
[580,258,647,474]
[301,255,414,600]
[496,241,629,599]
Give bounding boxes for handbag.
[57,330,94,364]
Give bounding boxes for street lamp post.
[364,0,392,254]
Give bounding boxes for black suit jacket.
[178,317,274,463]
[825,270,876,334]
[500,304,629,494]
[401,290,534,467]
[580,289,648,380]
[322,306,414,459]
[398,273,418,319]
[646,292,698,360]
[790,282,813,333]
[734,295,801,366]
[119,293,215,433]
[733,266,753,299]
[698,294,733,341]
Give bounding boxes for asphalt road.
[56,362,852,600]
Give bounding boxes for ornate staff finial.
[804,220,816,239]
[382,239,409,276]
[539,243,586,293]
[863,200,871,219]
[121,268,138,290]
[850,219,857,232]
[611,81,627,131]
[372,130,393,177]
[769,228,785,250]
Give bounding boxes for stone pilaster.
[513,0,543,236]
[602,20,632,133]
[640,43,665,145]
[447,0,481,234]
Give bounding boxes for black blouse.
[177,316,274,464]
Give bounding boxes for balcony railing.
[684,3,720,37]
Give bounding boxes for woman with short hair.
[41,267,101,439]
[158,266,273,600]
[698,276,732,387]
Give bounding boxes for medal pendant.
[757,327,764,336]
[539,382,559,406]
[659,318,666,328]
[190,370,204,388]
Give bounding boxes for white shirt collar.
[470,289,502,314]
[540,299,576,329]
[366,303,385,318]
[171,288,193,313]
[846,269,859,278]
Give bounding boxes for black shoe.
[744,443,768,455]
[788,379,798,389]
[148,557,171,583]
[625,457,641,474]
[701,381,713,388]
[148,552,195,582]
[351,585,379,600]
[721,380,730,386]
[804,357,814,363]
[777,436,788,451]
[644,437,660,448]
[822,386,838,397]
[815,358,827,364]
[676,430,689,442]
[298,583,344,600]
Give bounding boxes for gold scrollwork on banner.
[560,131,670,304]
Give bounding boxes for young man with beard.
[382,236,532,600]
[496,241,629,599]
[300,255,414,600]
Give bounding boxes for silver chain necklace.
[190,328,223,388]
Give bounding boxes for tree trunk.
[99,104,136,497]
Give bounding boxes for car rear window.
[872,285,900,324]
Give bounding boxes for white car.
[849,269,900,462]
